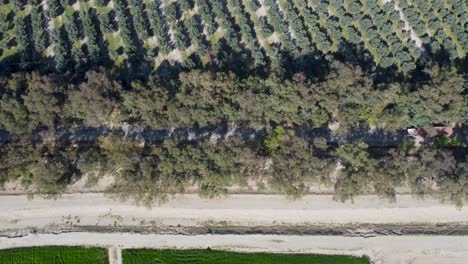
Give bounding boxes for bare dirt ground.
[1,193,468,263]
[1,193,468,232]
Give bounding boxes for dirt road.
[1,193,468,263]
[1,193,468,231]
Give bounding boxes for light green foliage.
[262,125,284,153]
[434,136,463,148]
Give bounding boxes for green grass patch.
[0,47,18,61]
[105,32,123,51]
[434,135,463,148]
[0,3,14,15]
[0,247,108,264]
[122,249,370,264]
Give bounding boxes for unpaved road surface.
[1,193,468,263]
[1,193,468,231]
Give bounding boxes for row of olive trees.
[208,0,243,53]
[295,0,334,54]
[262,0,298,55]
[196,0,217,36]
[146,1,173,54]
[3,0,466,74]
[278,0,313,54]
[113,0,140,54]
[399,0,463,60]
[164,2,191,50]
[229,0,266,67]
[425,0,467,52]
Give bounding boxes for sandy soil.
[1,194,468,263]
[1,193,467,231]
[1,233,468,264]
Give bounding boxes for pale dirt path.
[1,233,468,264]
[392,1,424,49]
[1,194,468,231]
[108,246,122,264]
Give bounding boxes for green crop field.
[0,247,108,264]
[122,249,370,264]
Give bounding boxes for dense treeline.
[0,63,466,205]
[0,129,466,206]
[0,63,465,134]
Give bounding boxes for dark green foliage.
[80,10,102,60]
[0,247,109,264]
[332,142,376,202]
[95,0,109,7]
[257,16,273,38]
[408,66,466,127]
[146,2,173,54]
[209,0,242,52]
[147,1,173,54]
[179,0,194,11]
[163,2,178,22]
[64,71,122,126]
[172,20,190,50]
[113,0,139,54]
[128,0,150,40]
[196,0,217,36]
[278,0,312,53]
[437,162,468,208]
[121,78,171,127]
[11,0,23,8]
[0,73,64,133]
[184,16,207,54]
[0,0,465,75]
[98,12,114,33]
[22,72,65,129]
[270,135,334,197]
[263,0,297,55]
[48,0,63,17]
[30,4,48,54]
[247,0,261,11]
[14,16,31,64]
[50,27,70,72]
[63,12,80,43]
